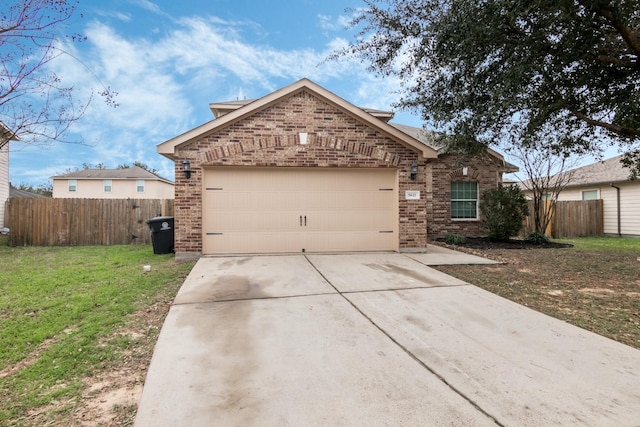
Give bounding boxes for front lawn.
[433,236,640,349]
[0,241,193,426]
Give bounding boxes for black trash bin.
[146,216,175,254]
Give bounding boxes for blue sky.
[11,0,417,186]
[8,0,616,186]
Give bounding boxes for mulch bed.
[435,237,574,250]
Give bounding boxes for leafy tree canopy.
[341,0,640,174]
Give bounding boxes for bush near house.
[480,185,529,241]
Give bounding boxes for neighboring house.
[0,123,19,228]
[158,78,516,259]
[51,166,174,199]
[9,186,48,198]
[536,156,639,237]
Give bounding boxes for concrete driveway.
[135,247,640,426]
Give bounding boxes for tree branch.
[570,109,640,138]
[593,54,638,69]
[590,3,640,59]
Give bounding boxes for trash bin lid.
[146,216,174,224]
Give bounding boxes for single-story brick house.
[158,79,516,259]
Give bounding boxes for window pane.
[451,201,478,218]
[136,180,144,193]
[582,190,597,200]
[104,179,112,193]
[451,181,478,219]
[68,179,77,192]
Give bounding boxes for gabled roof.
[51,166,173,184]
[389,123,519,173]
[559,155,633,187]
[158,78,438,160]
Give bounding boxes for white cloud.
[318,13,354,33]
[132,0,163,15]
[14,12,410,185]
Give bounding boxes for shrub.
[443,233,467,245]
[524,231,550,245]
[479,185,529,241]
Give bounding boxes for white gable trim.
[157,78,438,160]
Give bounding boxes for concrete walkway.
[135,248,640,426]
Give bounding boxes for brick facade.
[425,152,505,239]
[173,90,428,256]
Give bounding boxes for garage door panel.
[204,231,308,254]
[306,211,395,231]
[304,191,394,210]
[304,231,397,252]
[207,191,302,211]
[203,168,398,254]
[207,212,301,232]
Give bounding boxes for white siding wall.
[52,178,174,199]
[0,143,9,227]
[556,183,640,236]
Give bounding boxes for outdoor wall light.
[410,162,418,180]
[182,160,192,179]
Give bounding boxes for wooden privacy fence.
[5,198,174,246]
[523,199,603,238]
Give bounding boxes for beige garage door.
[202,167,398,254]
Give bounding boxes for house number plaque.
[405,190,420,200]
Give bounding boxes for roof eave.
[157,78,438,160]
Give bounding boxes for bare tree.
[0,0,117,149]
[509,145,581,235]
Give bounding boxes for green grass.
[558,236,640,252]
[0,241,194,424]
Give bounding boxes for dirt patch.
[579,288,617,295]
[76,300,172,426]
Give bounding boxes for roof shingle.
[52,166,172,183]
[560,155,632,187]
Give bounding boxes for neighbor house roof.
[9,187,47,198]
[518,155,634,190]
[51,166,173,184]
[158,78,439,160]
[559,155,633,187]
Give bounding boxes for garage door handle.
[304,215,307,226]
[300,215,302,226]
